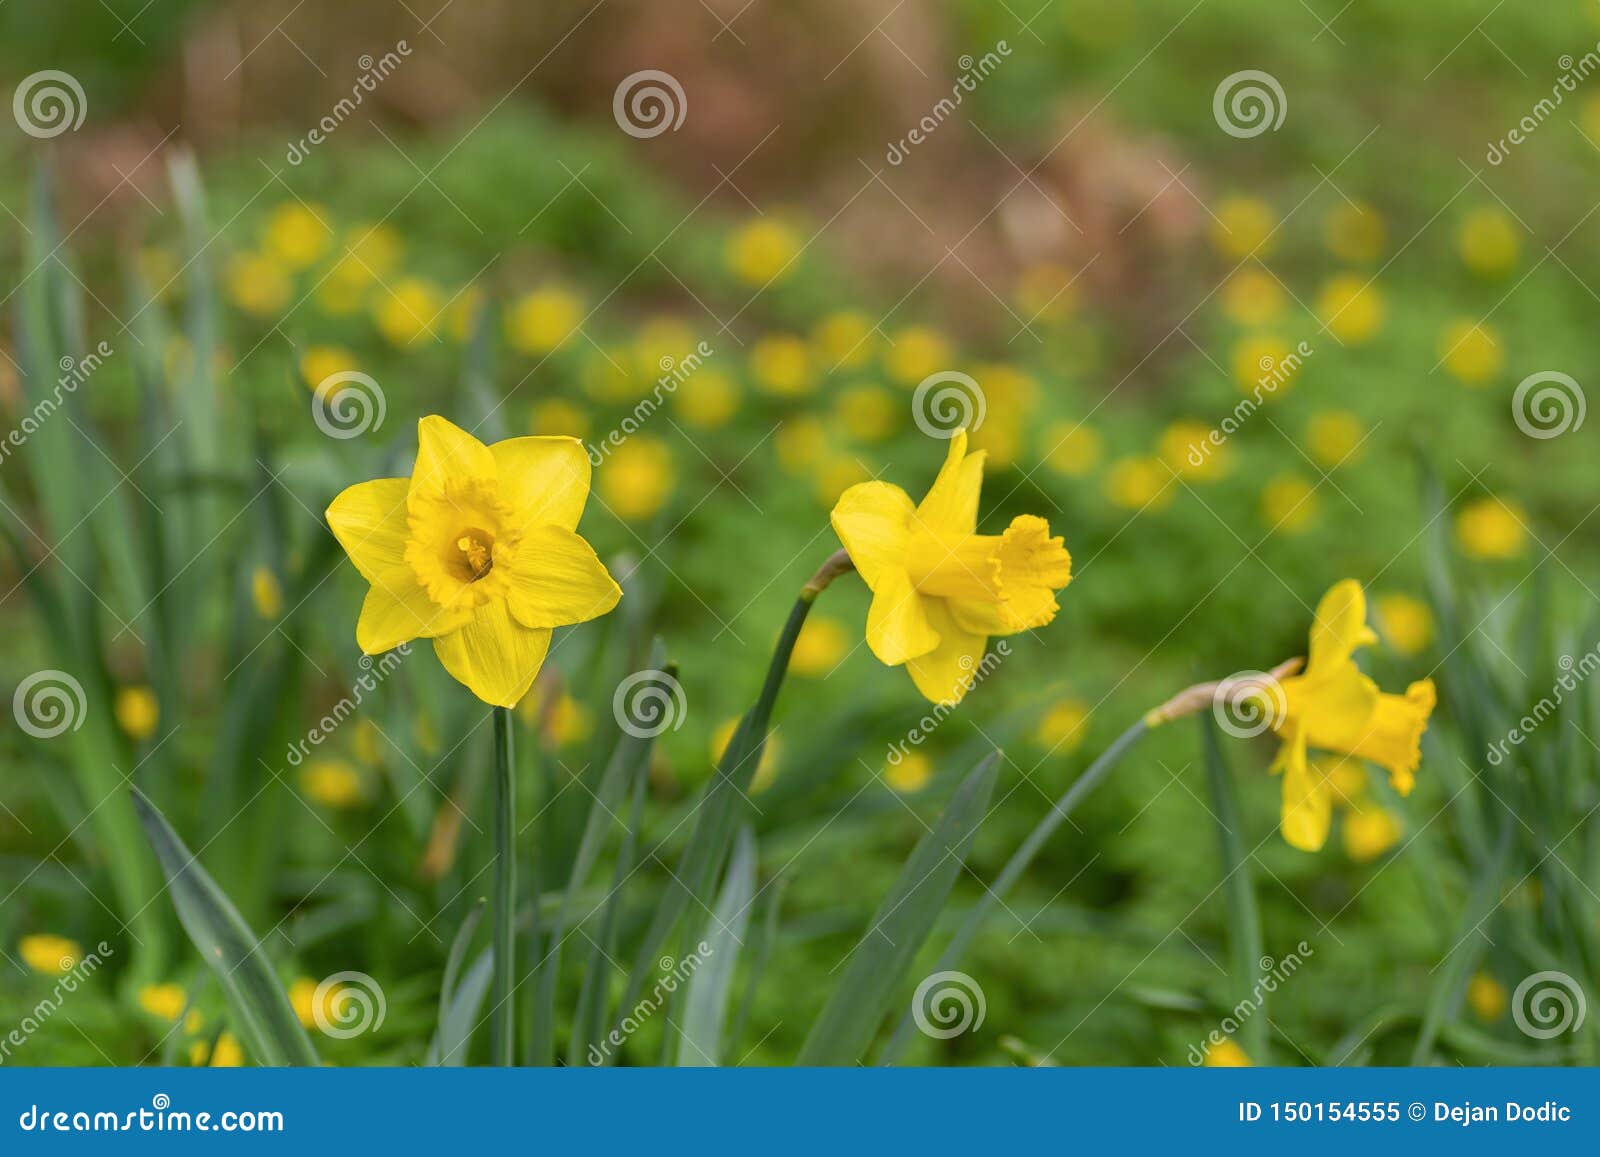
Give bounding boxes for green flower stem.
[490,704,515,1066]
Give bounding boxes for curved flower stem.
[490,704,515,1066]
[802,548,855,602]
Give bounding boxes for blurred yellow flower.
[1220,268,1284,326]
[884,325,951,386]
[20,934,80,975]
[726,217,802,285]
[884,751,933,793]
[373,277,442,346]
[1374,594,1433,657]
[835,384,898,442]
[300,759,364,809]
[811,311,877,369]
[1259,474,1319,534]
[1323,200,1386,263]
[288,975,349,1032]
[1305,410,1364,468]
[1014,262,1080,323]
[968,364,1034,468]
[1455,497,1527,559]
[597,436,676,522]
[1343,801,1403,862]
[831,430,1072,705]
[252,566,284,619]
[506,287,582,355]
[776,416,828,473]
[790,614,849,676]
[1458,206,1519,277]
[1316,274,1384,344]
[137,983,187,1022]
[1035,698,1089,752]
[634,318,696,377]
[326,416,621,706]
[1203,1039,1251,1066]
[712,718,780,793]
[1269,580,1436,851]
[1104,456,1172,511]
[1437,319,1502,385]
[749,334,815,397]
[263,202,331,269]
[1324,756,1368,808]
[543,694,593,747]
[114,685,160,743]
[1211,196,1276,260]
[1467,972,1507,1022]
[345,222,402,276]
[225,252,292,317]
[673,369,739,428]
[1230,334,1299,395]
[1160,420,1228,481]
[531,398,589,439]
[814,455,870,506]
[299,345,358,395]
[1042,423,1103,478]
[195,1032,245,1067]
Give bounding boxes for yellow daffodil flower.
[1268,580,1436,852]
[1456,497,1527,559]
[1467,972,1507,1022]
[300,759,364,809]
[830,430,1072,705]
[1042,422,1103,478]
[326,416,621,707]
[20,934,80,974]
[137,983,188,1022]
[884,751,933,793]
[1305,410,1364,467]
[114,685,160,743]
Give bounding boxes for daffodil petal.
[432,601,551,708]
[326,478,411,586]
[356,581,469,653]
[865,569,940,665]
[1281,661,1380,750]
[491,436,591,533]
[905,597,987,706]
[913,429,985,539]
[1349,678,1436,795]
[504,525,622,629]
[1280,733,1332,852]
[413,415,495,497]
[830,481,914,586]
[1307,579,1378,671]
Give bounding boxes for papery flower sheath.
[1269,579,1435,851]
[830,429,1072,705]
[326,415,621,707]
